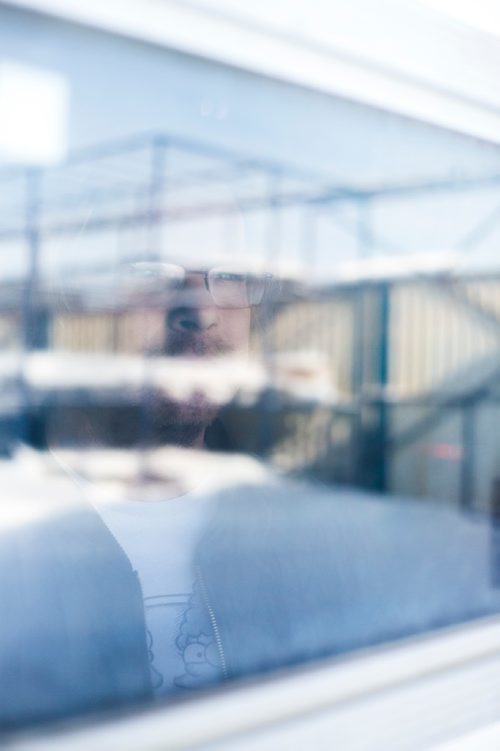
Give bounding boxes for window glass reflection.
[2,6,500,740]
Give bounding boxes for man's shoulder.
[0,471,151,730]
[197,476,500,677]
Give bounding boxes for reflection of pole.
[350,200,371,484]
[490,472,500,589]
[258,172,281,458]
[357,198,373,260]
[18,168,41,445]
[351,202,390,492]
[267,171,282,267]
[374,281,390,493]
[23,169,41,346]
[146,136,167,263]
[357,283,390,492]
[460,402,476,510]
[302,203,318,276]
[139,139,168,471]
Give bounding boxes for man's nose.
[167,304,219,334]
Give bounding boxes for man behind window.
[2,259,500,734]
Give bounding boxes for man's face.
[151,268,252,445]
[165,271,251,358]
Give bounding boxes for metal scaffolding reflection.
[3,132,500,508]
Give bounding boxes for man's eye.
[129,264,162,279]
[215,272,245,283]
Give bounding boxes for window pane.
[2,1,500,744]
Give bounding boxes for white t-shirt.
[92,486,223,696]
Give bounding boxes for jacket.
[2,478,500,733]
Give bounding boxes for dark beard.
[160,333,231,446]
[165,332,233,358]
[144,388,218,447]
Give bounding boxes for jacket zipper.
[196,565,229,680]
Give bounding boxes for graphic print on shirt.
[174,583,222,689]
[143,583,222,693]
[144,593,192,693]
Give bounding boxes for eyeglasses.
[128,262,273,308]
